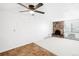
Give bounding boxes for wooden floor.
[0,43,56,56]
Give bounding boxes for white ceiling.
[0,3,79,20]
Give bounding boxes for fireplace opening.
[55,30,61,35]
[52,29,64,37]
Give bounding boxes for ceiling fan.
[18,3,45,15]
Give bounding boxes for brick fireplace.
[52,21,64,38]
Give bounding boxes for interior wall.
[51,3,79,40]
[0,3,51,52]
[63,4,79,40]
[0,3,79,52]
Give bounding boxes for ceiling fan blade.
[35,3,43,9]
[18,3,28,9]
[19,10,30,12]
[34,10,45,14]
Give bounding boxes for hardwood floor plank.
[0,43,56,56]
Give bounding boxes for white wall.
[63,4,79,40]
[49,3,79,40]
[0,3,79,52]
[0,3,61,52]
[0,3,51,52]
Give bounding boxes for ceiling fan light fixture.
[18,3,45,15]
[29,11,35,15]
